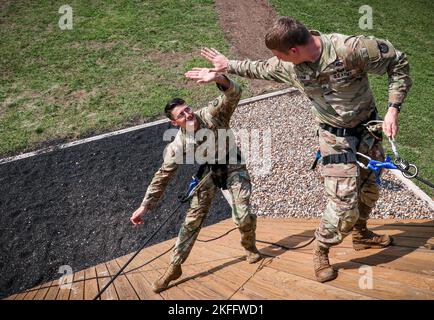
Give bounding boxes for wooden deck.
[5,218,434,300]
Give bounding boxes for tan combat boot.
[352,220,392,251]
[245,246,262,264]
[240,225,262,264]
[151,263,182,293]
[313,241,338,283]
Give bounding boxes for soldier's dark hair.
[165,98,185,120]
[265,16,311,52]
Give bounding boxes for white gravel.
[230,92,433,219]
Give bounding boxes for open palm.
[200,47,229,72]
[185,68,218,83]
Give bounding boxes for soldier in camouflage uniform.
[130,68,261,293]
[199,16,412,282]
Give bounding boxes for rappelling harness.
[311,113,433,189]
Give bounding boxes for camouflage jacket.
[228,30,412,128]
[141,79,242,209]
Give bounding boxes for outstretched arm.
[185,67,230,88]
[200,47,298,85]
[130,140,181,225]
[185,67,242,123]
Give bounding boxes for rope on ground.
[226,257,273,300]
[92,170,318,299]
[92,200,185,300]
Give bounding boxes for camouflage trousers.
[171,165,257,265]
[315,126,385,248]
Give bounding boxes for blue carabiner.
[366,155,398,185]
[186,176,199,198]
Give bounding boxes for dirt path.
[215,0,288,94]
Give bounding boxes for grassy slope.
[271,0,433,194]
[0,0,236,155]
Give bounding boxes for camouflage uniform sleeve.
[227,56,298,85]
[356,36,412,105]
[202,77,242,125]
[141,136,183,209]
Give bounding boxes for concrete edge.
[0,88,298,165]
[389,169,434,211]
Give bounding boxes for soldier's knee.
[339,209,359,233]
[236,213,257,232]
[183,214,205,232]
[326,202,359,234]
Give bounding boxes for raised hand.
[200,47,229,72]
[185,67,219,84]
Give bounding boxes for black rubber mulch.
[0,123,231,298]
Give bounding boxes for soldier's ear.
[170,119,178,127]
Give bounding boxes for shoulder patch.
[378,42,389,54]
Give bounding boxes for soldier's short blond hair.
[265,17,311,52]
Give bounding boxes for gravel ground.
[230,92,433,219]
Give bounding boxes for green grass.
[270,0,434,195]
[0,0,235,155]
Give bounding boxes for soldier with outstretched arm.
[130,68,261,293]
[199,17,412,283]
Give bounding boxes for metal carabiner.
[395,158,419,179]
[388,138,419,179]
[355,152,371,169]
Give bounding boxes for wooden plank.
[252,227,434,254]
[209,219,434,241]
[189,240,373,300]
[105,260,139,300]
[4,293,19,300]
[133,244,204,300]
[23,285,42,300]
[125,271,164,300]
[95,263,118,300]
[183,259,254,300]
[261,242,434,291]
[10,217,431,301]
[177,245,272,299]
[202,226,434,267]
[266,251,434,300]
[244,264,373,300]
[44,279,60,300]
[144,245,226,300]
[13,290,29,300]
[255,240,434,300]
[217,239,428,297]
[33,282,52,300]
[69,270,85,300]
[213,219,434,241]
[114,256,163,300]
[141,266,192,300]
[56,280,72,300]
[194,230,434,295]
[84,267,99,300]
